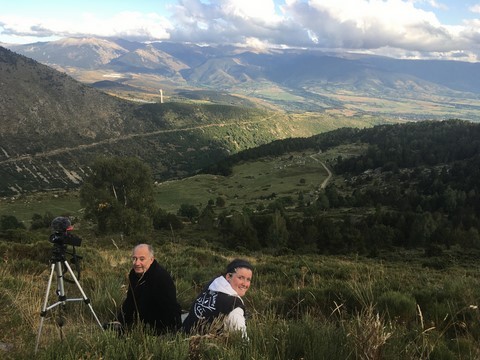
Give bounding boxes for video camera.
[49,216,82,247]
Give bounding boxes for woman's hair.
[225,259,253,274]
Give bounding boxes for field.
[155,151,329,213]
[1,149,335,223]
[0,145,362,223]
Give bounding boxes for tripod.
[35,244,103,353]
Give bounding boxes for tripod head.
[48,217,83,274]
[49,217,82,246]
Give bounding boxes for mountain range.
[5,37,480,120]
[2,37,480,196]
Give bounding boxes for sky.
[2,0,480,61]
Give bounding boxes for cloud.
[281,0,463,51]
[167,0,479,57]
[421,0,449,11]
[470,4,480,14]
[168,0,296,46]
[1,0,480,60]
[0,11,172,42]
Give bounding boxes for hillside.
[2,119,478,256]
[5,37,480,120]
[143,118,480,256]
[2,46,377,196]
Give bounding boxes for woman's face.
[226,267,253,297]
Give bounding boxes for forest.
[197,119,480,256]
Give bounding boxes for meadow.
[1,149,332,222]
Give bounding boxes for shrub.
[30,212,55,230]
[153,209,184,230]
[376,291,417,324]
[0,215,26,231]
[1,228,35,243]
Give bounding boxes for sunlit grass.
[2,241,480,359]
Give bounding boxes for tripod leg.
[63,260,104,329]
[55,261,66,301]
[35,263,56,354]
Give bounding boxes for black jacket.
[118,259,181,334]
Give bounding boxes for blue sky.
[2,0,480,61]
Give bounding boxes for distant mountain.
[9,37,130,69]
[109,43,189,75]
[6,38,480,121]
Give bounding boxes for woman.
[182,259,253,338]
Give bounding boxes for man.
[182,259,253,338]
[117,244,182,334]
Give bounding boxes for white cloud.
[283,0,455,50]
[416,0,449,11]
[0,11,172,42]
[169,0,289,45]
[166,0,479,58]
[470,4,480,14]
[1,0,480,61]
[221,0,280,22]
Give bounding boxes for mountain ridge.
[6,37,480,120]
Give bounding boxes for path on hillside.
[310,153,332,189]
[0,115,277,165]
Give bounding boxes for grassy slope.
[0,143,363,223]
[1,143,480,358]
[1,240,480,359]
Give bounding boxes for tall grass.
[1,240,480,359]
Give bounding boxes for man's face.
[226,267,252,297]
[132,245,154,275]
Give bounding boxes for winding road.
[310,152,332,189]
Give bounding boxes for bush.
[30,212,55,230]
[376,290,417,324]
[0,228,36,243]
[0,215,25,231]
[177,204,199,222]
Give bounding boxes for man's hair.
[133,243,154,257]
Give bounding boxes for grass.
[156,143,367,214]
[0,149,334,223]
[155,151,329,212]
[0,143,369,227]
[0,191,83,226]
[1,239,480,359]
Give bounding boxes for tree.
[218,211,260,250]
[198,205,216,230]
[79,156,155,234]
[178,203,199,223]
[153,208,184,230]
[30,212,54,230]
[266,210,289,248]
[0,215,25,231]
